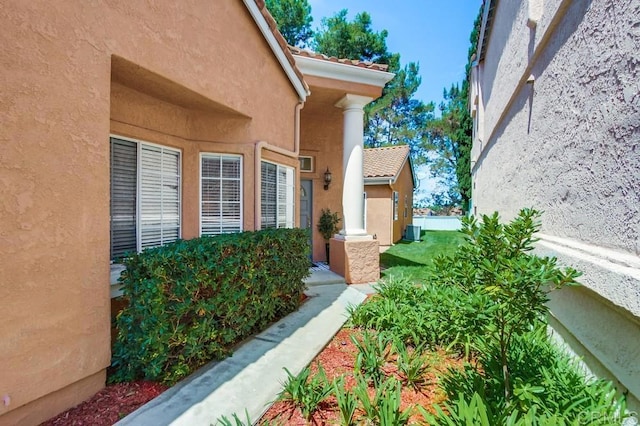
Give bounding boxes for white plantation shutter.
[201,154,242,235]
[110,138,137,259]
[139,144,181,250]
[261,161,294,229]
[261,162,277,229]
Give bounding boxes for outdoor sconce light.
[323,167,332,190]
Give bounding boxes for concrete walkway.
[117,273,369,426]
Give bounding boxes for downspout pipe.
[254,101,305,229]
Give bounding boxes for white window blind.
[261,161,294,229]
[140,144,180,249]
[110,138,137,259]
[201,154,242,235]
[110,137,181,260]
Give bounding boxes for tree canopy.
[313,10,395,65]
[365,62,434,164]
[265,0,314,47]
[423,8,483,211]
[264,1,483,211]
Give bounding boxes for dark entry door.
[300,180,313,257]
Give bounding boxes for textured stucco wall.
[0,1,302,423]
[365,185,392,246]
[474,0,640,252]
[300,104,344,263]
[472,0,640,405]
[300,78,384,262]
[364,162,414,247]
[391,162,414,243]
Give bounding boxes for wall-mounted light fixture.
[323,167,332,190]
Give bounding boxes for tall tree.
[424,7,483,212]
[314,9,430,166]
[265,0,314,47]
[313,10,395,65]
[365,62,434,164]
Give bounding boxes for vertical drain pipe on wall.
[254,101,305,230]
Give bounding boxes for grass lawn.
[380,230,465,282]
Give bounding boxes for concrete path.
[116,281,367,426]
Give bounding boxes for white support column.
[335,94,373,238]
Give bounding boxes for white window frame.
[261,160,295,229]
[110,134,182,257]
[199,153,243,236]
[299,155,314,172]
[363,192,368,231]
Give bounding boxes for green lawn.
[380,230,465,282]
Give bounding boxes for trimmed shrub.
[110,228,310,384]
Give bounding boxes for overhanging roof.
[290,47,395,88]
[242,0,310,101]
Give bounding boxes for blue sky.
[307,0,482,107]
[307,0,482,203]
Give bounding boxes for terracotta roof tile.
[289,46,390,72]
[363,145,410,179]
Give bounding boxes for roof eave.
[477,0,498,62]
[364,177,394,185]
[243,0,309,101]
[294,55,395,88]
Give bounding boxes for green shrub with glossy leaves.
[110,229,310,384]
[430,209,581,400]
[437,325,629,424]
[348,277,490,355]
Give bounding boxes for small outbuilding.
[364,145,416,247]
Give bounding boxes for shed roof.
[364,145,411,180]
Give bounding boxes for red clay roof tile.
[289,46,390,72]
[363,145,410,179]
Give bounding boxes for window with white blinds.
[393,191,399,221]
[110,139,137,260]
[110,137,181,260]
[201,154,242,235]
[261,161,295,229]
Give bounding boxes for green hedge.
[110,228,310,384]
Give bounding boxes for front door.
[300,179,313,258]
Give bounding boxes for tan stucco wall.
[365,185,393,246]
[365,161,414,246]
[330,238,380,284]
[391,162,414,243]
[1,1,301,422]
[300,100,344,262]
[471,0,640,407]
[299,74,385,262]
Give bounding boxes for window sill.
[110,264,126,298]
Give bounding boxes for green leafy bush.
[351,331,392,385]
[110,228,310,384]
[348,277,490,354]
[277,364,332,420]
[438,326,629,424]
[430,209,580,399]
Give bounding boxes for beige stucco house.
[364,145,416,247]
[470,0,640,409]
[0,1,393,424]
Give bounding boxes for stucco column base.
[329,237,380,284]
[0,370,105,426]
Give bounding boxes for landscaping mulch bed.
[40,381,167,426]
[260,327,465,425]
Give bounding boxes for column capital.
[335,94,374,110]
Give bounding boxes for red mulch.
[41,293,309,426]
[260,328,465,425]
[41,381,168,426]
